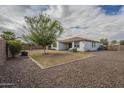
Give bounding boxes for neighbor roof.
[58,37,100,43]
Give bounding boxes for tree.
[24,14,64,54]
[111,40,117,44]
[1,31,16,57]
[100,38,109,45]
[1,31,15,40]
[1,31,22,58]
[7,40,22,57]
[120,40,124,45]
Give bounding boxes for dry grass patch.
[29,49,93,68]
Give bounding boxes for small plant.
[7,40,22,57]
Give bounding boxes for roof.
[58,37,100,43]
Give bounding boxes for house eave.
[57,37,100,43]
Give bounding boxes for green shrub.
[7,40,22,57]
[120,40,124,45]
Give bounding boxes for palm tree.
[1,31,16,58]
[1,31,15,40]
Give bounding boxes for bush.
[120,40,124,45]
[7,40,22,57]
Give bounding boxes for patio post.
[72,42,75,48]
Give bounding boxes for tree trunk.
[43,46,47,54]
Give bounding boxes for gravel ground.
[1,51,124,88]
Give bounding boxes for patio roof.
[58,37,100,43]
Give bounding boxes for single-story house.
[51,37,101,52]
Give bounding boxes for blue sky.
[99,5,122,15]
[0,5,124,41]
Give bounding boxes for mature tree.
[24,14,63,54]
[120,40,124,45]
[1,31,15,40]
[111,40,117,44]
[100,38,109,45]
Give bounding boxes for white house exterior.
[52,37,101,52]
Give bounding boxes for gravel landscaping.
[1,51,124,87]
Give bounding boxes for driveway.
[1,51,124,87]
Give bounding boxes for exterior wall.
[56,41,68,50]
[50,44,56,50]
[56,40,100,51]
[84,41,100,51]
[0,38,6,65]
[77,41,85,51]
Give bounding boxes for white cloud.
[0,5,48,37]
[0,5,124,41]
[43,5,124,41]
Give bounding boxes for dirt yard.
[29,50,92,68]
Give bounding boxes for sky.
[0,5,124,41]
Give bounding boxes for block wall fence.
[0,38,6,65]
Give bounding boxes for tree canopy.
[100,38,109,45]
[120,40,124,45]
[111,40,117,44]
[1,31,15,40]
[24,14,64,54]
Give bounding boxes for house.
[52,37,101,51]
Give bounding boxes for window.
[77,42,80,48]
[94,42,96,47]
[77,44,79,48]
[74,42,79,48]
[69,43,72,48]
[92,42,96,48]
[92,42,94,48]
[74,45,77,47]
